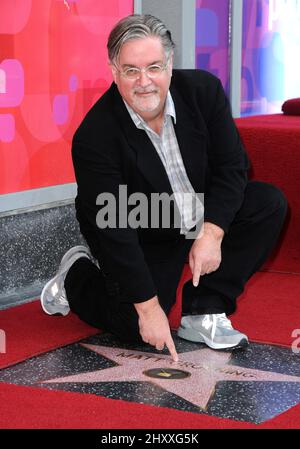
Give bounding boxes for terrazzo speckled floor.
[0,332,299,424]
[0,203,84,307]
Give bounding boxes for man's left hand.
[189,222,224,287]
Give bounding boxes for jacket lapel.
[127,122,174,195]
[170,84,208,194]
[112,84,173,195]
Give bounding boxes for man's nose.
[137,70,152,87]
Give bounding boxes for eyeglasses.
[116,60,169,80]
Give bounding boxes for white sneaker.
[40,246,92,316]
[177,313,249,349]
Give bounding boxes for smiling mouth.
[135,91,156,96]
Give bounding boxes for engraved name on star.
[42,344,300,410]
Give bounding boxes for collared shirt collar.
[123,91,176,130]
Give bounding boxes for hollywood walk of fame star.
[43,344,300,410]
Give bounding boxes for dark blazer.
[72,69,249,307]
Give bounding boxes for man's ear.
[109,62,118,83]
[168,52,174,75]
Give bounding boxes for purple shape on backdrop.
[242,66,254,101]
[242,0,252,50]
[256,0,263,27]
[195,1,230,95]
[53,95,69,125]
[209,68,219,78]
[69,74,78,92]
[197,53,210,70]
[0,114,15,142]
[0,60,24,107]
[0,68,6,93]
[256,33,284,101]
[196,9,218,47]
[241,66,255,115]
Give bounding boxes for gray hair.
[107,14,175,64]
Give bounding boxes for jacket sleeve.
[203,79,249,232]
[72,139,157,303]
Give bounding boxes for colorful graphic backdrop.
[195,0,230,93]
[196,0,300,116]
[0,0,133,195]
[242,0,300,116]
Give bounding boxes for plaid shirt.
[124,92,203,234]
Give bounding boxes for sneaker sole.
[40,275,69,316]
[177,326,249,350]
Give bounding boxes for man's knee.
[260,182,287,213]
[243,181,288,219]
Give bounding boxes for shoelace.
[56,293,68,306]
[203,313,233,340]
[51,283,68,306]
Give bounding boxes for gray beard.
[132,93,161,113]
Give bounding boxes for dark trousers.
[65,181,287,342]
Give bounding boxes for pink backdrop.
[0,0,133,195]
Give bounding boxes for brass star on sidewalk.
[43,344,300,410]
